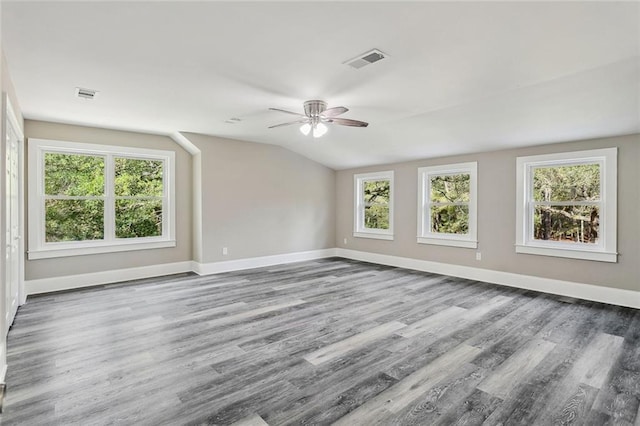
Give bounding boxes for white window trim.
[28,138,176,259]
[417,162,478,249]
[515,147,617,263]
[353,170,394,240]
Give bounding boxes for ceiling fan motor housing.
[304,100,327,117]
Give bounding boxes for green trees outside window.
[363,180,390,229]
[43,153,165,243]
[532,164,600,244]
[429,174,470,234]
[115,158,164,238]
[417,162,477,248]
[44,153,105,242]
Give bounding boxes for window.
[417,162,477,248]
[28,139,175,259]
[354,171,393,240]
[515,148,617,262]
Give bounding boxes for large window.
[354,171,394,240]
[417,162,477,248]
[515,148,617,262]
[28,139,175,259]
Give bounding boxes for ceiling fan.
[268,100,369,138]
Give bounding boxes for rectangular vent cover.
[75,87,98,100]
[344,49,388,69]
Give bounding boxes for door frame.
[0,93,24,382]
[5,96,24,308]
[3,95,24,324]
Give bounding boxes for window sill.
[28,240,177,260]
[353,232,394,241]
[417,237,477,249]
[515,244,617,263]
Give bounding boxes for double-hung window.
[515,148,617,262]
[354,171,394,240]
[417,162,478,248]
[28,139,175,259]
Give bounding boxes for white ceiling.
[2,1,639,169]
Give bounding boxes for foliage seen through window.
[114,158,164,238]
[44,153,105,242]
[532,164,600,244]
[363,180,390,230]
[429,174,470,235]
[43,153,165,242]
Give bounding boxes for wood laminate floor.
[1,258,639,425]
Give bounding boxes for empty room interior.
[0,1,639,425]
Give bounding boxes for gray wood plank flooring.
[1,257,639,425]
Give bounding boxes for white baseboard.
[0,362,6,383]
[22,247,639,310]
[25,261,193,295]
[335,248,640,309]
[23,249,336,295]
[193,249,337,275]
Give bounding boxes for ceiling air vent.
[75,87,98,100]
[344,49,388,69]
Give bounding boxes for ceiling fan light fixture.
[270,100,368,136]
[300,123,311,136]
[313,122,328,138]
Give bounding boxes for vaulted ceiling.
[2,1,639,169]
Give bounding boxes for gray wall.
[22,120,638,295]
[24,120,193,280]
[184,133,336,263]
[336,134,640,292]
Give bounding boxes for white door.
[5,102,22,330]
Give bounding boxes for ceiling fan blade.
[321,106,348,118]
[269,107,306,117]
[268,119,309,129]
[328,117,369,127]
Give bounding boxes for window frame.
[515,147,617,263]
[417,162,478,248]
[353,170,394,240]
[28,138,176,259]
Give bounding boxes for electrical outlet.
[475,252,481,261]
[222,247,228,255]
[343,238,348,245]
